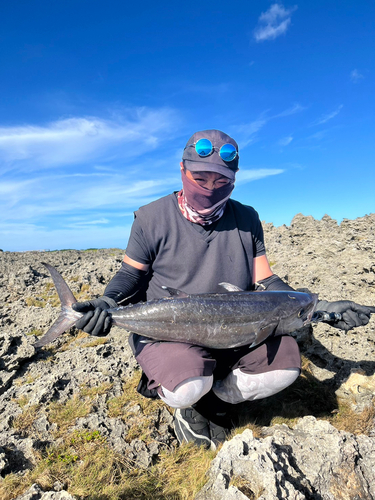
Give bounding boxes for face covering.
[178,169,234,225]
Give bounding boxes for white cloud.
[0,107,180,172]
[234,103,304,148]
[350,69,364,83]
[4,175,178,221]
[278,136,293,146]
[236,168,284,184]
[273,103,305,118]
[67,218,110,227]
[305,130,329,143]
[313,105,343,126]
[0,172,180,223]
[254,3,297,42]
[234,116,269,147]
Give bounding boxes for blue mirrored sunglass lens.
[195,138,213,157]
[219,143,237,161]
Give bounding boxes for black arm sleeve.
[104,261,149,304]
[254,274,295,291]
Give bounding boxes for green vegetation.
[25,297,49,308]
[27,328,43,337]
[80,337,108,348]
[329,400,375,435]
[13,395,31,407]
[0,373,215,500]
[230,475,264,499]
[12,404,40,433]
[107,375,168,445]
[80,382,114,398]
[48,395,92,435]
[24,278,94,309]
[232,356,375,436]
[0,432,214,500]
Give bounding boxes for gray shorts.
[133,334,301,393]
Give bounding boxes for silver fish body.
[34,263,318,349]
[110,290,318,348]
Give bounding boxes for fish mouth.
[304,309,314,325]
[303,294,319,326]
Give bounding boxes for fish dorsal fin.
[161,286,189,298]
[218,282,244,292]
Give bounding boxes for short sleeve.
[253,217,266,257]
[125,216,152,265]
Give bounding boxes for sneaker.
[173,407,227,451]
[209,420,228,449]
[173,407,213,449]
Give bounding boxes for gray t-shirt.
[126,193,266,300]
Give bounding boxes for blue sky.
[1,0,374,251]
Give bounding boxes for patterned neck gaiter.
[178,169,234,225]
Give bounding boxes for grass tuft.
[230,474,263,499]
[12,404,40,433]
[0,421,214,500]
[48,395,92,434]
[81,337,108,348]
[329,400,375,435]
[107,373,167,444]
[27,328,43,337]
[80,382,114,398]
[232,355,375,437]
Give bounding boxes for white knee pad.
[212,368,300,404]
[159,375,213,409]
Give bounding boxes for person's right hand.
[72,296,117,336]
[316,300,375,331]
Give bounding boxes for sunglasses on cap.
[184,138,238,162]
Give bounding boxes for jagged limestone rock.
[197,417,375,500]
[14,483,76,499]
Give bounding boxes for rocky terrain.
[1,212,375,499]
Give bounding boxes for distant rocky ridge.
[1,213,375,499]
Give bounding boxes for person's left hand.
[72,296,117,336]
[316,300,375,331]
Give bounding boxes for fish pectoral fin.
[218,282,244,292]
[249,321,278,348]
[161,286,189,298]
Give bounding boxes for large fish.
[34,263,319,349]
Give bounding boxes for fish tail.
[34,263,80,348]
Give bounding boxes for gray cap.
[182,129,239,180]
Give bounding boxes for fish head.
[303,293,319,325]
[275,292,319,333]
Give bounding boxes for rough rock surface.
[197,416,375,500]
[14,483,75,499]
[0,213,374,499]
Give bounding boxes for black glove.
[316,300,374,331]
[72,296,118,336]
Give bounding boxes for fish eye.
[298,308,305,318]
